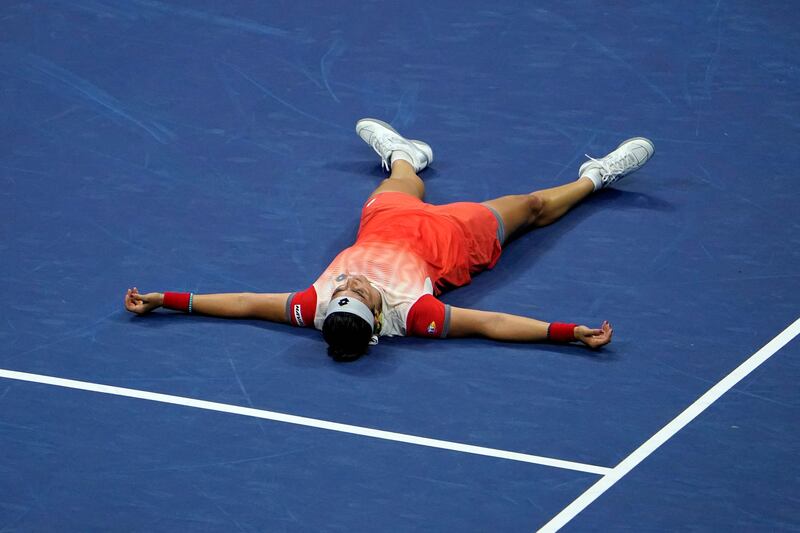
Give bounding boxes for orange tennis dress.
[287,192,504,338]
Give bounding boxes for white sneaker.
[356,118,433,172]
[579,137,655,190]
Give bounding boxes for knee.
[527,193,544,217]
[376,176,425,199]
[526,193,546,226]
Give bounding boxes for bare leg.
[368,160,425,200]
[531,176,595,226]
[482,176,595,241]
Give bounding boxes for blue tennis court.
[2,1,799,531]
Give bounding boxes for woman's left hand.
[575,321,613,348]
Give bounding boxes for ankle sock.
[582,168,603,191]
[390,150,414,168]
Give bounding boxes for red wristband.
[548,322,577,343]
[163,292,192,312]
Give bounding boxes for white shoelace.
[584,152,637,179]
[368,135,394,171]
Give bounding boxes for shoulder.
[405,294,451,338]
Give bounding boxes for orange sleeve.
[406,294,450,338]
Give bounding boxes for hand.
[124,287,163,315]
[575,321,613,348]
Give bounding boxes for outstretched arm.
[124,288,290,323]
[448,306,612,348]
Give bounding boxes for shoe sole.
[356,118,433,165]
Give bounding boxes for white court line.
[538,317,800,532]
[0,368,611,476]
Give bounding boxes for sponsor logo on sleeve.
[427,321,437,334]
[293,304,304,326]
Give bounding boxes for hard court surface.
[2,1,799,531]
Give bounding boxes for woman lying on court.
[124,119,654,361]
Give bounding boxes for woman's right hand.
[124,288,163,315]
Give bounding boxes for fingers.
[124,287,146,313]
[598,322,613,346]
[124,288,138,312]
[580,321,614,348]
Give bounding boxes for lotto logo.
[427,321,436,334]
[293,304,304,326]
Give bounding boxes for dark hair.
[322,312,373,362]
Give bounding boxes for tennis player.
[125,119,654,361]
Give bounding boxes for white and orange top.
[286,192,504,338]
